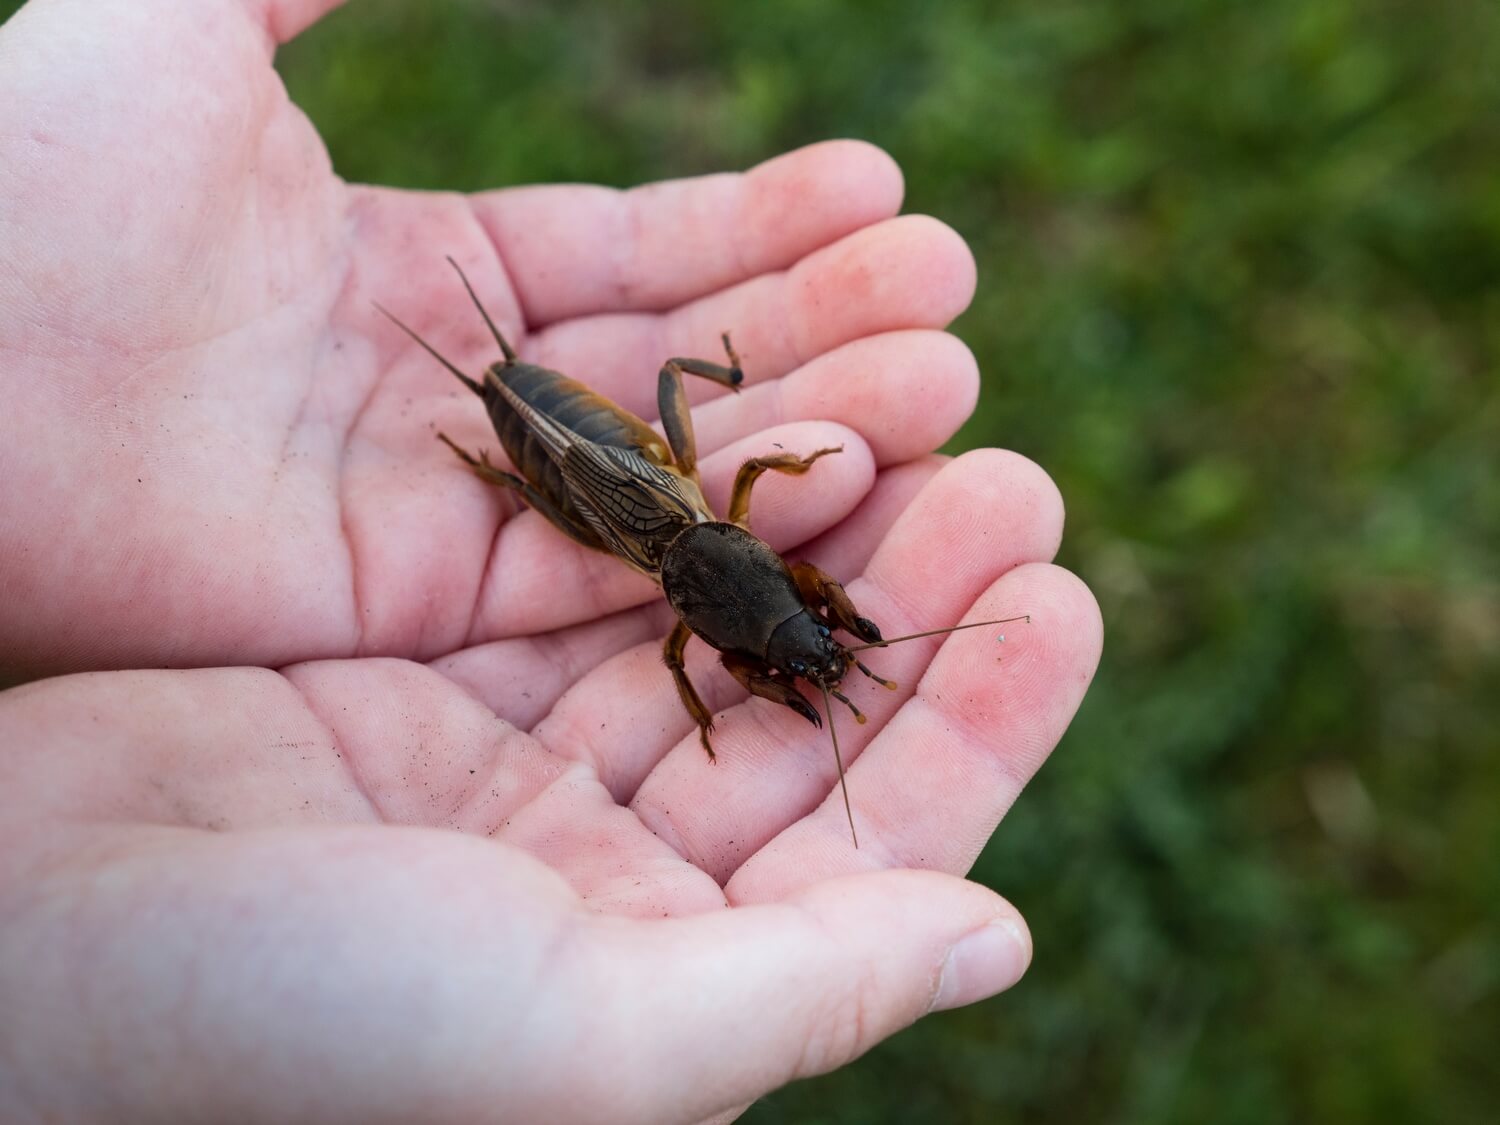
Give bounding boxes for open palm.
[0,2,1102,1122]
[5,0,975,679]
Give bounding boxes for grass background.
[17,0,1500,1120]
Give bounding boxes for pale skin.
[0,1,1104,1123]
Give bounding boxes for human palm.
[0,2,1102,1122]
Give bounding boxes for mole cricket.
[377,259,1026,845]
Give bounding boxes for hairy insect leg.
[664,620,718,761]
[727,447,843,529]
[436,433,604,550]
[657,333,745,481]
[788,561,883,645]
[720,653,823,730]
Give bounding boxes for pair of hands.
[0,1,1102,1122]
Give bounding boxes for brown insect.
[377,260,1026,845]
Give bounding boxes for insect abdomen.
[486,363,664,534]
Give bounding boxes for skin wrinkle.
[332,203,403,657]
[534,702,621,799]
[434,723,511,833]
[615,182,650,311]
[627,783,695,865]
[632,698,804,878]
[459,472,515,653]
[275,254,349,479]
[781,898,877,1080]
[278,666,384,822]
[471,744,591,841]
[766,267,806,377]
[726,174,758,295]
[816,785,901,873]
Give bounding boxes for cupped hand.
[2,452,1099,1123]
[2,0,978,681]
[0,2,1103,1123]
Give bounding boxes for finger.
[0,829,1025,1125]
[797,454,949,578]
[255,0,349,44]
[686,330,979,467]
[472,140,904,326]
[560,869,1031,1123]
[0,660,565,833]
[0,659,727,924]
[489,760,730,920]
[629,450,1066,881]
[728,564,1103,902]
[530,459,948,804]
[0,667,375,826]
[282,658,568,833]
[521,214,977,423]
[470,421,875,641]
[430,603,672,730]
[283,658,736,917]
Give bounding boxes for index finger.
[470,140,905,326]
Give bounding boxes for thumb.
[564,869,1031,1124]
[256,1,351,45]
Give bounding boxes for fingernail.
[931,917,1032,1012]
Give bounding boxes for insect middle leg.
[657,333,745,482]
[436,432,603,550]
[664,620,718,761]
[727,446,843,529]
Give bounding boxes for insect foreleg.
[788,561,883,644]
[721,653,823,729]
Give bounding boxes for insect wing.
[484,368,708,572]
[486,369,581,465]
[560,443,707,572]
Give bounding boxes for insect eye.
[817,625,831,638]
[790,659,806,675]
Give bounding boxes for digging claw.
[789,697,822,728]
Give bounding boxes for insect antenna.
[372,301,484,397]
[445,256,518,362]
[819,681,859,848]
[844,615,1031,654]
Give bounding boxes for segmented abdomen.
[484,362,666,547]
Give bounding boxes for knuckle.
[796,978,876,1076]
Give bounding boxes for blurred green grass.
[286,2,1499,1121]
[13,0,1494,1119]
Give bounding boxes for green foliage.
[268,0,1500,1120]
[7,0,1493,1118]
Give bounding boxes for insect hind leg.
[436,432,603,550]
[657,333,744,482]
